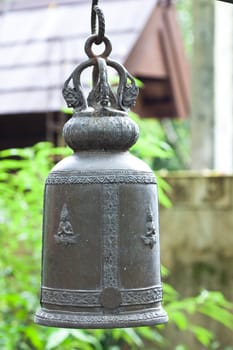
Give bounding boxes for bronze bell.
[34,6,168,328]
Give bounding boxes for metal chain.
[91,0,105,44]
[91,0,98,34]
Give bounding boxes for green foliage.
[130,112,174,169]
[155,119,191,170]
[130,112,173,208]
[164,283,233,348]
[0,138,232,349]
[0,143,71,350]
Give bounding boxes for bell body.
[35,45,168,328]
[35,148,168,328]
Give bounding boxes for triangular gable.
[125,1,190,118]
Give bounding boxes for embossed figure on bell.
[54,204,79,245]
[141,208,158,249]
[35,2,168,328]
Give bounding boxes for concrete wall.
[159,172,233,348]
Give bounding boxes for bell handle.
[62,59,94,110]
[107,59,138,111]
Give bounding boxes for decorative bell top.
[62,23,139,152]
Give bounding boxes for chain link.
[91,0,105,44]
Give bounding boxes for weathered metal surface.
[35,6,167,328]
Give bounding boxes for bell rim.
[34,307,168,329]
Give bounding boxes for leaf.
[171,311,188,330]
[70,329,103,349]
[60,106,74,114]
[46,329,70,349]
[198,290,233,309]
[122,328,143,347]
[161,265,170,277]
[175,345,189,350]
[137,327,166,346]
[156,175,172,208]
[190,326,214,346]
[158,186,172,208]
[24,325,44,349]
[163,282,179,304]
[134,78,144,88]
[166,297,197,314]
[198,304,233,330]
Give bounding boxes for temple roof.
[0,0,159,114]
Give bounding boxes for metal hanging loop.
[85,35,112,58]
[91,1,105,45]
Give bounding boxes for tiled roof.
[0,0,158,113]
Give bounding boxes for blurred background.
[0,0,233,349]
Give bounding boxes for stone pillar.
[214,1,233,173]
[191,0,215,170]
